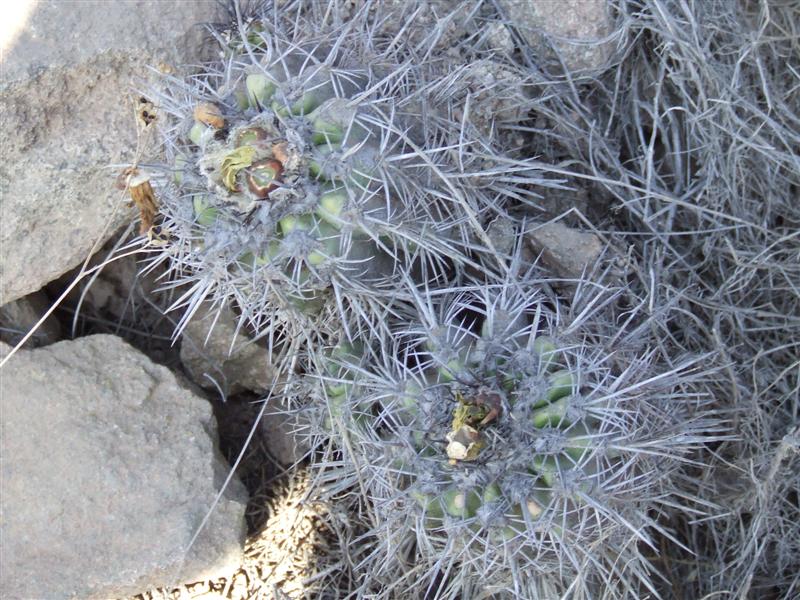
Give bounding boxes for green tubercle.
[443,488,482,519]
[189,121,212,146]
[323,341,364,397]
[311,119,344,145]
[272,92,321,117]
[411,491,445,522]
[483,482,503,504]
[531,396,571,428]
[437,357,466,383]
[246,73,276,107]
[563,423,596,462]
[192,195,218,227]
[532,370,574,408]
[235,90,250,111]
[532,455,564,488]
[316,188,348,228]
[532,336,559,371]
[308,142,341,180]
[307,221,343,265]
[279,213,315,235]
[500,370,522,392]
[236,241,281,271]
[308,99,365,146]
[173,154,189,185]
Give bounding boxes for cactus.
[144,0,548,365]
[306,266,723,598]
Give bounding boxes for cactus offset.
[305,264,723,598]
[144,0,547,366]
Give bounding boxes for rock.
[485,215,519,256]
[62,248,158,326]
[181,305,275,396]
[0,0,225,304]
[496,0,617,73]
[257,400,306,466]
[359,0,470,52]
[526,222,604,280]
[455,59,529,138]
[485,22,516,55]
[0,334,247,600]
[0,290,62,348]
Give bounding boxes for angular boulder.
[0,334,247,599]
[497,0,617,73]
[526,221,604,280]
[0,0,225,303]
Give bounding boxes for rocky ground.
[3,1,797,599]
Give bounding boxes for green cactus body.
[532,336,560,372]
[143,4,697,595]
[501,488,553,540]
[442,488,483,519]
[192,195,218,227]
[322,341,363,397]
[146,0,550,379]
[530,395,572,428]
[411,490,446,527]
[245,73,276,108]
[159,47,466,349]
[406,332,591,533]
[319,341,378,434]
[303,274,714,599]
[270,72,336,117]
[543,370,574,403]
[316,188,347,227]
[188,121,213,146]
[174,87,408,329]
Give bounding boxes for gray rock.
[536,184,590,218]
[0,334,247,600]
[485,21,516,55]
[497,0,617,73]
[526,221,604,280]
[455,59,529,139]
[258,399,307,467]
[0,0,224,304]
[181,305,276,396]
[0,290,62,348]
[485,215,519,256]
[64,249,159,325]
